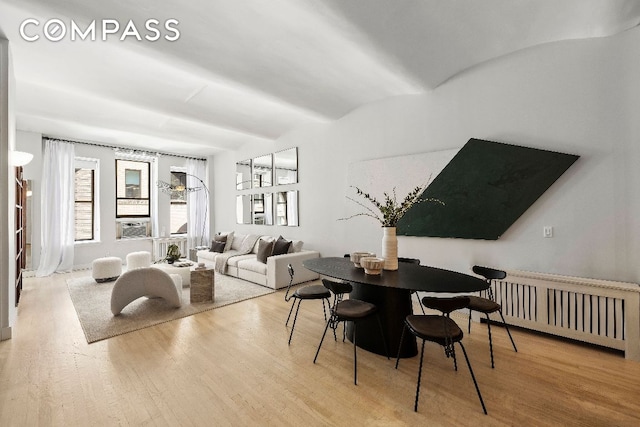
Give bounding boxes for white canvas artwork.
[346,148,459,205]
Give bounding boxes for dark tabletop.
[303,257,489,293]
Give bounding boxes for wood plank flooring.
[1,270,640,426]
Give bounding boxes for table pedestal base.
[347,284,417,358]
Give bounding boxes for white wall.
[0,37,16,339]
[213,27,640,283]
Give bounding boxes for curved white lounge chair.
[110,267,182,315]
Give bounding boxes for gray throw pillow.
[272,236,292,256]
[257,239,275,264]
[210,234,227,252]
[210,241,226,253]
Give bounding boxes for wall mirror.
[236,159,252,190]
[274,147,298,185]
[236,195,252,224]
[252,193,273,225]
[275,190,299,226]
[252,154,273,188]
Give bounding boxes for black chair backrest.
[398,257,420,265]
[284,264,295,302]
[322,279,353,295]
[472,265,506,281]
[421,296,470,314]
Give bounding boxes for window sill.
[116,237,152,242]
[75,240,101,246]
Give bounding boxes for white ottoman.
[92,257,122,283]
[126,251,151,270]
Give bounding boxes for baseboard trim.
[1,326,12,341]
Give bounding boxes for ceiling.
[1,0,639,156]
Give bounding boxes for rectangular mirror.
[252,193,273,225]
[236,194,252,224]
[274,147,298,185]
[236,159,252,190]
[275,190,298,226]
[264,193,274,226]
[253,154,273,188]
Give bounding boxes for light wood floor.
[2,271,640,426]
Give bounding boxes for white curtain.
[150,156,159,238]
[187,159,210,249]
[36,139,75,277]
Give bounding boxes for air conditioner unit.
[121,221,148,238]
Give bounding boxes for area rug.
[67,273,274,343]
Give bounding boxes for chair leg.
[414,339,426,412]
[353,321,358,385]
[450,343,458,371]
[375,314,390,360]
[313,317,332,364]
[285,297,297,326]
[415,292,425,314]
[486,313,495,368]
[457,342,488,415]
[498,310,518,352]
[288,299,302,345]
[395,323,408,369]
[468,308,473,333]
[322,298,329,322]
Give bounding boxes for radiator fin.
[152,237,188,261]
[488,270,639,360]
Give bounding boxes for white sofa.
[197,233,320,289]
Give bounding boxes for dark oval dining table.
[303,257,489,358]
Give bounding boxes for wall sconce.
[12,151,34,166]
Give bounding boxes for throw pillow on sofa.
[210,241,226,253]
[257,239,275,264]
[215,231,234,252]
[272,236,292,256]
[210,234,227,252]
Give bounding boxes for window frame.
[169,169,188,235]
[115,159,151,218]
[74,157,100,243]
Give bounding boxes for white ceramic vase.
[382,226,398,270]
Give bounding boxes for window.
[74,158,99,242]
[170,171,187,234]
[116,159,150,217]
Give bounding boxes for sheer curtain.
[187,159,210,249]
[36,139,75,277]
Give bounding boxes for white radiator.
[484,270,640,360]
[152,237,188,261]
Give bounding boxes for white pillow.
[289,240,304,253]
[231,233,246,251]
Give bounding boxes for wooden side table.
[190,268,214,303]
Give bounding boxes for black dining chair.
[396,296,487,414]
[314,278,389,385]
[396,257,425,314]
[284,264,331,345]
[468,265,518,368]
